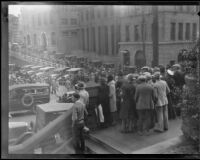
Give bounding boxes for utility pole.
[141,6,146,65]
[152,6,159,67]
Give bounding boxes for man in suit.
[135,75,156,136]
[153,72,170,132]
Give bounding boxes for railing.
[9,108,73,154]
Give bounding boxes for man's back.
[135,83,155,110]
[154,80,170,106]
[72,100,85,123]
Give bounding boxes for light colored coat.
[108,80,117,112]
[154,80,170,106]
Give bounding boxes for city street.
[5,4,200,156]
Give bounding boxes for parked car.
[9,83,50,114]
[9,121,35,146]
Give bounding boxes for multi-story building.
[20,5,79,54]
[9,14,21,44]
[78,5,199,67]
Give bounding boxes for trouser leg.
[137,110,143,132]
[155,106,164,132]
[163,105,169,130]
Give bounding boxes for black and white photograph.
[1,1,200,158]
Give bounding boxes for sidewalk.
[90,118,182,154]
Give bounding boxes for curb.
[131,134,183,154]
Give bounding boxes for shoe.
[164,128,168,131]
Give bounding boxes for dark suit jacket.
[135,83,156,110]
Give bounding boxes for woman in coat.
[107,75,117,126]
[97,77,111,127]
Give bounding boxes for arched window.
[50,12,54,24]
[38,14,41,26]
[51,32,56,45]
[27,35,31,45]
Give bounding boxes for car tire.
[21,94,34,108]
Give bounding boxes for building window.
[178,23,183,40]
[81,11,84,21]
[32,16,35,27]
[185,23,190,40]
[27,35,31,45]
[87,28,89,51]
[170,22,176,41]
[116,25,121,53]
[86,10,89,21]
[111,25,115,55]
[92,27,96,52]
[98,26,101,54]
[34,34,37,46]
[186,6,190,12]
[50,12,53,24]
[70,18,77,25]
[38,15,41,26]
[192,23,197,41]
[104,26,108,55]
[91,8,95,19]
[110,6,114,16]
[62,31,69,37]
[82,28,85,50]
[179,6,183,12]
[134,25,139,41]
[51,32,56,45]
[44,15,47,25]
[125,25,130,42]
[71,31,77,36]
[97,9,101,18]
[61,18,68,25]
[104,6,108,17]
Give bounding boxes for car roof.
[54,67,70,72]
[9,83,49,90]
[67,68,82,72]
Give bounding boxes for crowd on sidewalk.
[94,64,185,136]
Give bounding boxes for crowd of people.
[70,62,186,153]
[94,63,185,135]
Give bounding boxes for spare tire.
[21,94,34,107]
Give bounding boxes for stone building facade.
[9,14,21,43]
[78,5,199,67]
[20,5,80,55]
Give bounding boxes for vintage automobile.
[9,83,50,114]
[9,122,34,145]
